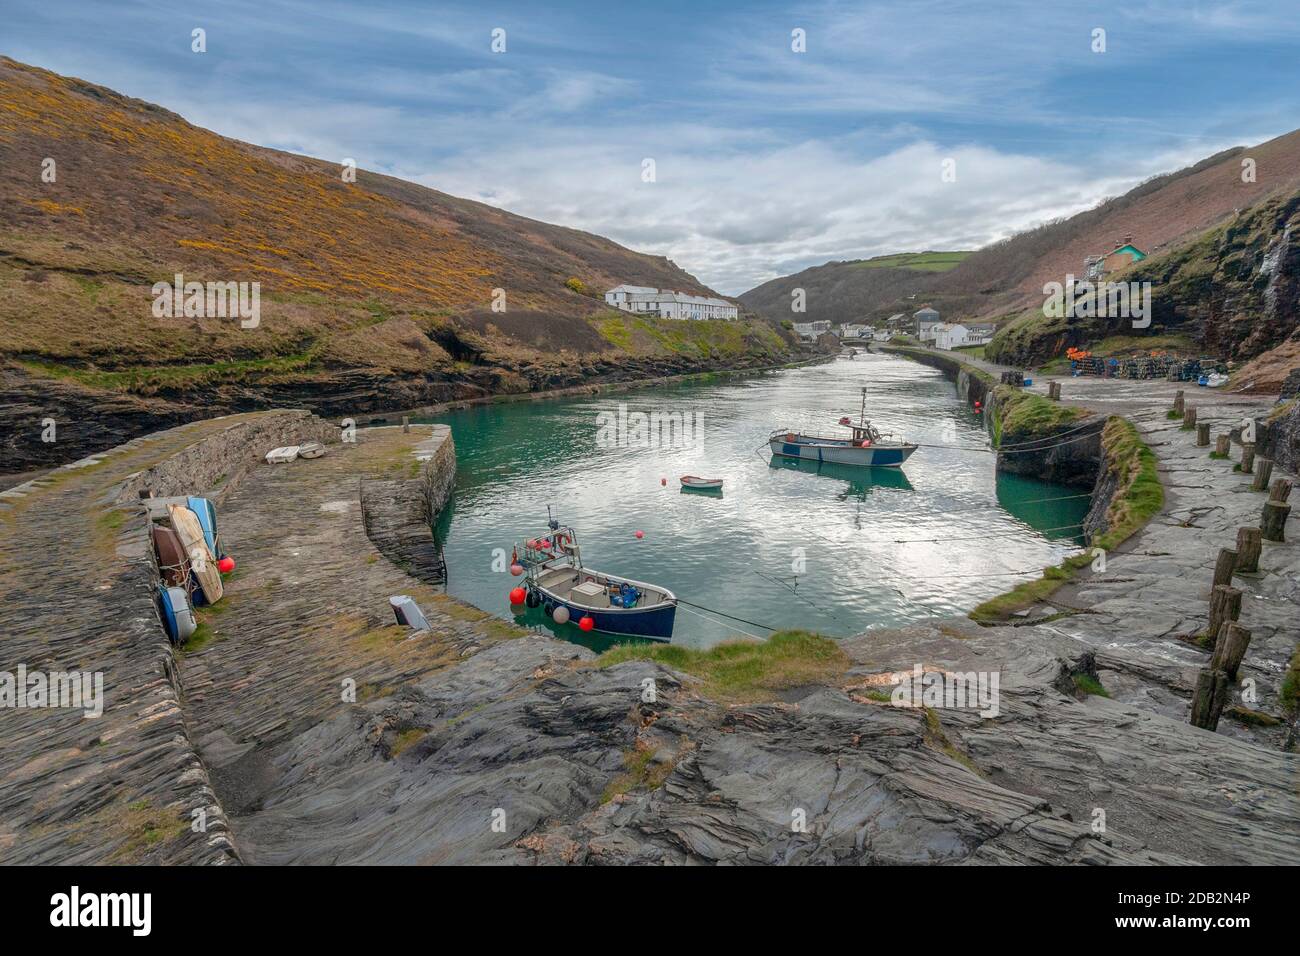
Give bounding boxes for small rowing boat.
[680,475,723,490]
[512,510,676,641]
[770,387,917,469]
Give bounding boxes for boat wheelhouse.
[769,388,918,468]
[515,514,677,641]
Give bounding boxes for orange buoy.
[509,587,526,605]
[578,615,595,632]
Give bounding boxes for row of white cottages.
[605,285,738,321]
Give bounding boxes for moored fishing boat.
[770,387,917,468]
[511,511,676,641]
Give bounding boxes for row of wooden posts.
[1178,389,1294,730]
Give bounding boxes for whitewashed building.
[933,323,968,350]
[839,323,870,339]
[792,320,832,340]
[605,285,738,320]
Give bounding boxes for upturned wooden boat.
[514,513,676,641]
[169,505,223,605]
[152,524,192,588]
[770,388,917,469]
[680,475,723,490]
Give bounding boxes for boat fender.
[785,432,796,442]
[543,601,555,617]
[861,439,872,448]
[525,589,541,608]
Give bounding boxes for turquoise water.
[427,353,1089,650]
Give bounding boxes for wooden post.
[1189,668,1229,730]
[1235,527,1262,573]
[1209,622,1252,682]
[1212,548,1238,589]
[401,416,410,433]
[1185,406,1198,429]
[1269,477,1293,503]
[1214,434,1230,456]
[1196,422,1210,446]
[1048,381,1061,400]
[1173,390,1184,415]
[1251,457,1274,491]
[1240,443,1255,474]
[1206,584,1242,642]
[1261,499,1291,542]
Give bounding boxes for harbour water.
[428,353,1090,650]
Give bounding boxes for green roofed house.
[1084,235,1148,280]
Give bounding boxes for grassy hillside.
[738,250,973,325]
[0,57,798,472]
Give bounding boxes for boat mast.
[859,387,867,425]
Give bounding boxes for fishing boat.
[513,511,677,641]
[680,475,723,491]
[770,387,917,468]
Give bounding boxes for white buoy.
[552,605,570,625]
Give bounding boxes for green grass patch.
[596,629,847,703]
[852,251,971,272]
[993,385,1087,443]
[922,707,983,776]
[1209,451,1229,460]
[390,728,428,758]
[1073,673,1109,697]
[18,351,317,393]
[601,744,677,804]
[1225,705,1281,727]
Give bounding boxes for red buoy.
[217,556,235,574]
[634,530,644,539]
[578,615,595,632]
[509,587,526,605]
[660,477,667,486]
[510,563,524,576]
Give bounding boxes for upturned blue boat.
[186,496,224,559]
[515,513,676,641]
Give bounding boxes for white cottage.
[605,286,738,320]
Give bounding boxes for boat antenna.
[547,504,559,531]
[860,387,867,425]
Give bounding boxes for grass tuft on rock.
[1073,673,1110,697]
[596,629,847,702]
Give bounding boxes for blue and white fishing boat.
[770,388,918,468]
[515,512,677,641]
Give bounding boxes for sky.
[5,0,1299,294]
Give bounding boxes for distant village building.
[872,328,893,342]
[604,285,738,320]
[1084,236,1147,281]
[914,306,942,342]
[932,320,996,350]
[886,312,910,330]
[839,323,870,339]
[792,320,832,340]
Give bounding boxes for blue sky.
[6,0,1298,293]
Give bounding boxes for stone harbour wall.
[116,410,340,505]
